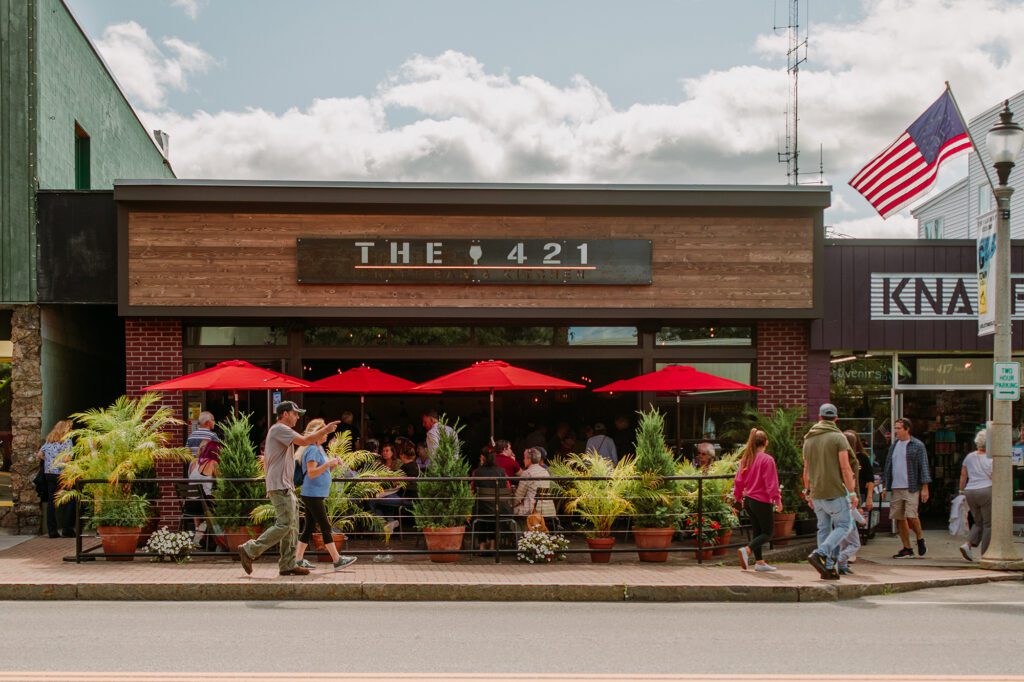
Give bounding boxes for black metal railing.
[65,472,817,564]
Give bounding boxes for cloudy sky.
[67,0,1024,238]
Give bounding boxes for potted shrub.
[55,394,192,560]
[628,408,684,562]
[213,412,265,552]
[411,418,474,562]
[549,451,636,563]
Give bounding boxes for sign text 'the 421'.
[296,238,653,285]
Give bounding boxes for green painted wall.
[0,0,174,304]
[35,0,173,190]
[0,0,37,303]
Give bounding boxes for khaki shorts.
[889,488,919,520]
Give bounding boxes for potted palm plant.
[213,412,265,552]
[56,393,192,560]
[412,418,474,562]
[629,408,684,562]
[549,450,636,563]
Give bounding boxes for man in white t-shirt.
[238,401,339,576]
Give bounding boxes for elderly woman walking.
[958,429,993,561]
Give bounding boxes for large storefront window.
[305,327,388,346]
[476,327,554,346]
[566,327,638,346]
[656,325,752,346]
[186,326,286,346]
[830,355,893,461]
[390,327,471,346]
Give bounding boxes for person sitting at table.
[376,442,401,472]
[369,443,420,519]
[514,447,556,518]
[494,439,522,478]
[472,447,509,554]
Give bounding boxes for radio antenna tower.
[775,0,821,184]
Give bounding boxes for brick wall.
[125,318,183,529]
[756,320,814,420]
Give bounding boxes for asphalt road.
[2,582,1022,676]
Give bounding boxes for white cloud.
[829,214,918,239]
[94,21,212,110]
[116,1,1024,239]
[171,0,203,20]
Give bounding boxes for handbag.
[32,465,47,498]
[526,496,548,533]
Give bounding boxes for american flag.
[850,91,972,219]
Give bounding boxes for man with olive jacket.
[802,403,858,580]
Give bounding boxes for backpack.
[293,458,305,487]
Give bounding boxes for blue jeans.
[813,497,853,568]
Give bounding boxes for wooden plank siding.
[812,240,1024,352]
[125,210,816,313]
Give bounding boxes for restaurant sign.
[870,273,1024,320]
[296,238,653,285]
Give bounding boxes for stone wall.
[2,305,42,532]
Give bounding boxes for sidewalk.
[0,530,1018,602]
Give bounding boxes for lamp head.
[986,100,1024,186]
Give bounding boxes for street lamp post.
[982,100,1024,569]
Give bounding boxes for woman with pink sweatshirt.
[733,428,782,572]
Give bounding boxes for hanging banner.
[977,209,998,337]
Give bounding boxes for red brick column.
[125,318,184,529]
[756,320,813,419]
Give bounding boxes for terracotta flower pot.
[223,526,262,553]
[313,533,348,562]
[712,529,733,556]
[773,512,797,546]
[423,527,466,563]
[585,536,616,563]
[633,527,676,562]
[97,526,141,561]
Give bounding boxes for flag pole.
[945,81,998,197]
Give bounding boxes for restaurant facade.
[103,180,828,526]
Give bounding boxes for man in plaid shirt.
[884,418,932,559]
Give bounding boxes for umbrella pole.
[490,389,495,445]
[676,393,682,457]
[360,394,366,446]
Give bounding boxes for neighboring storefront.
[112,180,830,526]
[814,239,1024,525]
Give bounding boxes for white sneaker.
[738,546,750,570]
[754,563,778,572]
[959,542,975,562]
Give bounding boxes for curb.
[0,573,1017,602]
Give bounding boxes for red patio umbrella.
[411,360,586,440]
[143,359,312,411]
[592,365,761,453]
[291,364,425,439]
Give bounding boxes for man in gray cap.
[238,401,339,577]
[802,403,858,580]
